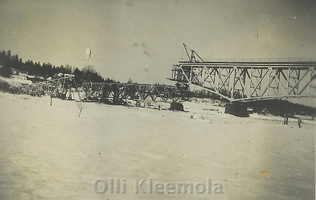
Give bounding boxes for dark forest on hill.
[0,50,116,85]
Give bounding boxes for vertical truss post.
[231,67,236,99]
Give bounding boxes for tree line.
[0,50,116,85]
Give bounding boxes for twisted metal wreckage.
[15,77,188,106]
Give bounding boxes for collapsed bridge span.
[81,82,186,104]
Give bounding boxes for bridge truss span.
[81,82,184,103]
[170,61,316,102]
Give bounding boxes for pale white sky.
[0,0,315,84]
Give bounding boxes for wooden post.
[284,113,288,125]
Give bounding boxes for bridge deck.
[177,61,316,69]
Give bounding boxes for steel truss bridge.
[81,82,184,103]
[17,77,185,103]
[169,44,316,102]
[13,44,316,106]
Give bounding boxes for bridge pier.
[169,102,184,111]
[225,102,249,117]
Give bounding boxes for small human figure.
[298,118,302,128]
[284,113,288,125]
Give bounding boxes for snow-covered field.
[0,92,315,200]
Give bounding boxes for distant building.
[64,73,75,78]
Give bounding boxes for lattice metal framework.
[170,61,316,102]
[81,82,183,103]
[169,44,316,102]
[17,76,184,103]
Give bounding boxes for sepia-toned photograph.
[0,0,315,199]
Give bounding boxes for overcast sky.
[0,0,315,84]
